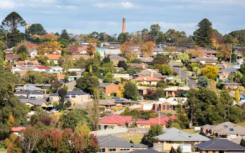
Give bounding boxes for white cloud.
[94,1,136,9]
[0,0,19,9]
[158,0,245,5]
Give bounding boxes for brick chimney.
[122,18,126,33]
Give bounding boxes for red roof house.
[11,127,27,132]
[137,116,176,129]
[99,114,132,129]
[135,77,161,86]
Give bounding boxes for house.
[34,66,52,73]
[137,57,154,63]
[203,50,217,58]
[222,80,241,90]
[164,87,190,97]
[39,54,61,64]
[57,74,65,82]
[98,135,147,153]
[18,96,47,107]
[5,54,19,62]
[195,139,245,153]
[71,55,90,61]
[99,114,132,129]
[109,97,135,106]
[15,85,44,93]
[128,63,147,69]
[99,83,119,96]
[49,91,91,104]
[153,97,187,111]
[104,45,121,56]
[14,90,44,99]
[138,86,156,96]
[50,66,63,74]
[99,100,116,110]
[137,69,164,79]
[201,122,245,139]
[219,68,237,80]
[108,55,127,66]
[136,116,176,129]
[67,45,87,54]
[96,48,106,58]
[113,74,132,80]
[190,58,218,65]
[135,77,161,86]
[15,61,40,67]
[153,128,210,152]
[130,149,165,153]
[11,127,27,136]
[66,102,90,111]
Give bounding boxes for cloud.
[158,0,245,5]
[94,1,136,9]
[0,0,19,9]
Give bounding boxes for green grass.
[161,110,177,115]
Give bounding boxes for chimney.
[122,18,126,33]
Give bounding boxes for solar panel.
[230,128,234,131]
[224,124,228,128]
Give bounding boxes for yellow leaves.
[117,82,126,97]
[201,65,219,80]
[212,38,219,49]
[39,33,58,41]
[217,44,231,59]
[7,114,15,127]
[86,44,96,56]
[141,41,155,57]
[38,41,62,55]
[168,47,177,57]
[88,38,97,44]
[235,89,240,103]
[187,45,204,58]
[120,41,136,55]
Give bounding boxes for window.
[99,148,105,152]
[205,151,208,153]
[213,151,215,153]
[65,95,69,98]
[71,95,76,98]
[109,148,116,151]
[167,105,169,110]
[163,105,166,110]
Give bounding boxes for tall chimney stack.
[122,18,126,33]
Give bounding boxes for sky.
[0,0,245,36]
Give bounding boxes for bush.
[131,59,142,63]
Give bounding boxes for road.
[170,64,197,88]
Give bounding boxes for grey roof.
[196,139,245,150]
[130,149,164,153]
[98,135,146,148]
[154,128,210,142]
[137,57,153,63]
[14,90,43,95]
[99,100,116,106]
[15,85,43,91]
[50,91,89,97]
[67,103,89,110]
[190,58,217,63]
[138,69,164,78]
[20,98,46,106]
[109,97,134,104]
[18,95,28,99]
[220,68,237,73]
[109,55,127,61]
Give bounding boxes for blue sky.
[0,0,244,36]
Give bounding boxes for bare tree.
[22,127,40,153]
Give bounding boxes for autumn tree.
[235,89,240,103]
[38,41,62,55]
[87,44,96,56]
[89,89,100,131]
[168,47,177,59]
[7,114,15,127]
[39,33,58,41]
[178,53,190,65]
[217,44,231,60]
[201,65,219,80]
[141,41,155,57]
[22,127,41,153]
[120,41,136,55]
[187,45,203,58]
[117,82,126,97]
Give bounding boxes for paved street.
[170,64,197,88]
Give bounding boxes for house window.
[167,105,169,110]
[65,95,69,98]
[213,151,215,153]
[109,148,116,151]
[99,148,105,152]
[163,105,166,110]
[120,148,130,151]
[71,95,76,98]
[205,151,208,153]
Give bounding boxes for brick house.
[164,87,190,97]
[99,114,132,129]
[99,83,119,96]
[136,116,176,129]
[135,77,161,86]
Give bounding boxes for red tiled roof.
[135,77,161,82]
[36,66,52,69]
[72,55,90,60]
[68,45,88,53]
[11,127,27,132]
[99,114,132,125]
[137,116,176,125]
[5,54,19,60]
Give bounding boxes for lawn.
[161,110,177,115]
[114,133,144,144]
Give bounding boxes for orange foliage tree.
[120,41,136,55]
[187,45,203,58]
[86,44,96,56]
[38,42,62,55]
[141,41,155,57]
[15,42,38,50]
[217,44,231,60]
[39,33,58,41]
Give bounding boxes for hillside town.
[1,10,245,153]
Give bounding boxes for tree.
[149,24,161,41]
[142,125,163,146]
[156,64,173,76]
[17,45,28,54]
[178,53,190,65]
[197,76,208,88]
[76,75,99,94]
[118,61,128,70]
[39,33,58,41]
[60,29,70,40]
[58,55,74,70]
[201,65,219,80]
[103,72,113,83]
[89,89,100,131]
[22,127,40,153]
[7,114,15,127]
[60,109,89,130]
[144,88,160,100]
[27,24,46,35]
[151,54,169,65]
[74,57,86,68]
[235,89,240,103]
[58,88,67,110]
[124,81,138,100]
[1,12,26,32]
[120,41,136,55]
[141,41,155,57]
[118,32,130,43]
[87,44,96,56]
[217,44,232,60]
[38,41,62,55]
[7,28,22,47]
[117,82,126,97]
[75,120,90,136]
[193,18,213,47]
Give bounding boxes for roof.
[5,54,19,60]
[196,139,245,151]
[99,100,116,106]
[109,55,127,61]
[36,66,52,69]
[20,98,46,106]
[57,74,65,80]
[137,116,176,125]
[99,114,132,125]
[15,85,43,91]
[72,55,90,60]
[137,57,154,63]
[11,127,27,132]
[109,97,134,104]
[190,58,217,63]
[130,149,164,153]
[14,90,43,95]
[138,69,164,78]
[135,77,161,82]
[164,86,190,91]
[220,68,237,73]
[67,103,89,110]
[154,127,210,142]
[44,54,61,60]
[222,80,241,85]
